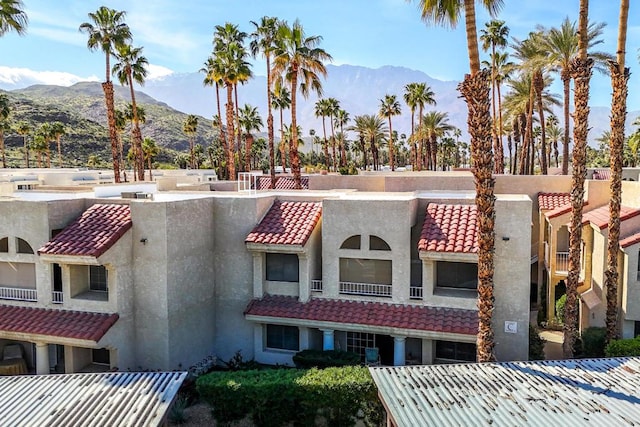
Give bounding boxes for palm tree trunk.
[57,137,62,168]
[102,81,120,182]
[388,117,395,171]
[279,108,287,169]
[321,116,329,170]
[289,72,302,189]
[507,134,512,174]
[266,56,276,189]
[459,69,496,363]
[497,76,505,173]
[561,74,571,175]
[330,115,337,172]
[430,134,437,171]
[534,71,548,175]
[0,132,5,168]
[418,105,424,171]
[234,84,241,165]
[225,84,236,180]
[340,123,347,167]
[410,110,416,169]
[245,134,253,173]
[605,0,630,343]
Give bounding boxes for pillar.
[393,336,406,366]
[252,252,263,298]
[321,329,334,350]
[35,342,50,375]
[298,253,310,302]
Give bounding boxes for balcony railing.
[410,286,423,300]
[311,280,323,292]
[339,281,392,297]
[0,286,37,302]
[52,291,64,304]
[556,252,570,274]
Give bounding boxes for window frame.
[435,340,476,362]
[89,265,108,292]
[265,324,299,351]
[265,253,299,282]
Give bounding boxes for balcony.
[0,286,37,302]
[339,281,392,297]
[52,291,63,304]
[556,252,570,274]
[410,286,423,300]
[311,280,323,292]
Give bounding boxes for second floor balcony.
[0,286,37,302]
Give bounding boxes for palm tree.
[546,122,563,168]
[201,56,226,171]
[113,43,148,180]
[334,108,350,167]
[142,136,159,180]
[564,0,592,359]
[183,115,199,169]
[379,94,401,171]
[0,93,9,168]
[0,0,27,37]
[79,6,131,183]
[416,0,503,363]
[403,82,435,170]
[272,19,332,189]
[250,16,280,188]
[349,114,388,171]
[480,19,509,173]
[238,104,264,171]
[31,133,46,167]
[15,121,30,168]
[114,108,128,180]
[604,0,630,344]
[314,98,331,169]
[271,77,291,169]
[36,122,53,168]
[50,121,66,168]
[416,111,454,171]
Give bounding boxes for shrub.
[555,294,567,323]
[168,394,189,425]
[293,349,361,369]
[605,336,640,357]
[581,327,607,358]
[223,350,261,371]
[196,366,384,427]
[529,325,546,360]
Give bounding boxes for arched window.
[369,235,390,251]
[16,238,34,254]
[340,235,361,250]
[0,237,8,253]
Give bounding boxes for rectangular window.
[92,348,110,365]
[346,332,375,360]
[339,258,392,285]
[266,253,299,282]
[437,262,477,289]
[435,341,476,362]
[89,266,108,292]
[266,324,299,351]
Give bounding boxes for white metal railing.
[339,281,392,297]
[311,280,323,292]
[410,286,423,300]
[556,252,570,273]
[237,172,258,193]
[0,286,37,302]
[52,291,64,304]
[544,242,550,268]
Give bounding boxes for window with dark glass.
[92,348,110,365]
[437,262,477,289]
[266,253,299,282]
[369,235,390,251]
[340,235,361,249]
[89,265,108,292]
[266,325,299,350]
[16,238,34,254]
[436,341,476,362]
[340,258,391,284]
[0,237,7,253]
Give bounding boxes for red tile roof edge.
[418,203,478,254]
[244,295,478,336]
[621,232,640,248]
[582,205,640,230]
[547,201,589,219]
[245,200,322,247]
[0,305,119,342]
[537,193,571,211]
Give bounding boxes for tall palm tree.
[604,0,630,344]
[480,19,509,173]
[0,93,9,168]
[15,121,29,168]
[403,83,420,168]
[349,114,388,171]
[114,108,127,179]
[314,98,331,170]
[271,77,291,169]
[113,43,148,180]
[142,136,159,180]
[546,122,563,168]
[238,104,264,171]
[403,82,435,170]
[564,0,592,359]
[334,108,350,167]
[416,111,454,171]
[416,0,503,363]
[183,115,199,169]
[272,19,332,189]
[79,6,131,183]
[540,18,608,174]
[37,122,53,168]
[325,97,340,171]
[379,94,402,171]
[0,0,27,37]
[50,121,66,168]
[250,16,280,188]
[201,56,226,170]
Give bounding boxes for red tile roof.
[593,169,611,180]
[38,204,132,258]
[582,205,640,230]
[538,193,571,210]
[245,295,478,335]
[0,305,118,342]
[255,176,309,190]
[621,232,640,248]
[246,200,322,246]
[418,203,477,253]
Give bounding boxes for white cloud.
[146,64,174,80]
[0,66,99,89]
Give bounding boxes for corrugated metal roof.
[370,357,640,426]
[0,371,187,427]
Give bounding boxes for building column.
[321,329,334,350]
[252,252,263,298]
[393,336,406,366]
[35,342,50,374]
[298,253,310,302]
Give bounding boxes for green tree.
[15,121,30,168]
[0,93,9,167]
[183,114,199,169]
[238,104,263,171]
[0,0,27,37]
[50,121,66,168]
[334,108,350,167]
[314,98,331,170]
[379,94,401,171]
[403,82,435,170]
[79,6,132,182]
[272,19,332,189]
[271,77,291,170]
[142,136,159,180]
[416,111,454,171]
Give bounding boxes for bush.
[293,349,361,369]
[196,366,384,427]
[223,350,261,371]
[168,394,189,424]
[529,325,546,360]
[581,327,607,358]
[555,294,567,323]
[605,336,640,357]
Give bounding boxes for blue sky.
[2,0,640,110]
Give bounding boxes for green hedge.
[605,336,640,357]
[196,366,383,427]
[581,327,607,358]
[292,349,361,369]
